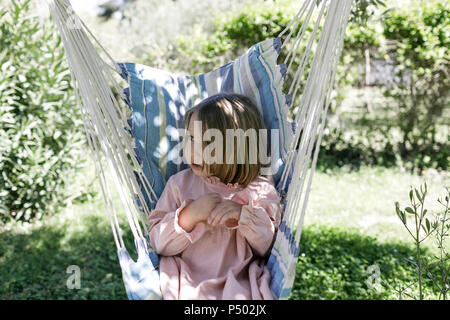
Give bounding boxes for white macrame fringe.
[47,0,158,250]
[276,0,353,296]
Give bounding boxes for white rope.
[286,0,341,229]
[292,0,346,227]
[283,0,317,71]
[294,1,352,242]
[278,0,311,46]
[48,1,125,249]
[288,2,326,103]
[277,4,326,202]
[49,0,157,210]
[278,0,354,296]
[47,0,159,248]
[278,0,325,199]
[61,15,143,241]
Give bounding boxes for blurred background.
[0,0,448,299]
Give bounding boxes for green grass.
[292,225,437,299]
[0,161,448,299]
[0,200,129,299]
[305,165,449,253]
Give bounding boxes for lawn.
[1,153,448,300]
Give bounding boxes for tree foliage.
[0,0,85,222]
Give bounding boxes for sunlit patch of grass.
[304,165,449,252]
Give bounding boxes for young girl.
[148,93,282,300]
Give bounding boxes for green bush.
[381,0,449,171]
[163,0,296,75]
[162,0,388,75]
[0,0,85,222]
[316,0,449,171]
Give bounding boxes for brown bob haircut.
[183,92,270,188]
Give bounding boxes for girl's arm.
[148,177,205,256]
[234,182,282,257]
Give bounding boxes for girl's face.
[185,111,209,177]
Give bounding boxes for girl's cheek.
[183,137,203,165]
[183,140,193,163]
[193,144,203,163]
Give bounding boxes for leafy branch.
[394,182,449,299]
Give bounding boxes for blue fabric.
[118,237,162,300]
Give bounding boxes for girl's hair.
[183,92,269,188]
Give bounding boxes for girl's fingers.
[211,193,222,202]
[211,207,232,226]
[213,211,229,226]
[208,201,238,226]
[216,209,236,226]
[218,211,233,226]
[208,205,223,225]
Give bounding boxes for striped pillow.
[118,37,295,207]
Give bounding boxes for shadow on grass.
[316,147,397,174]
[316,140,449,174]
[0,216,435,300]
[0,214,136,299]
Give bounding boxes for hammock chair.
[46,0,353,300]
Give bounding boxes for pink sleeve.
[148,176,205,256]
[230,180,282,257]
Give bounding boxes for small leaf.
[425,218,431,234]
[415,189,422,202]
[401,212,407,225]
[405,207,415,214]
[395,201,400,213]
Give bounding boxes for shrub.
[381,0,450,171]
[0,0,85,222]
[161,0,387,75]
[316,0,449,172]
[163,0,296,75]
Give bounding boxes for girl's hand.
[189,192,223,223]
[207,200,243,228]
[178,193,222,232]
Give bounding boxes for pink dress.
[148,168,282,300]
